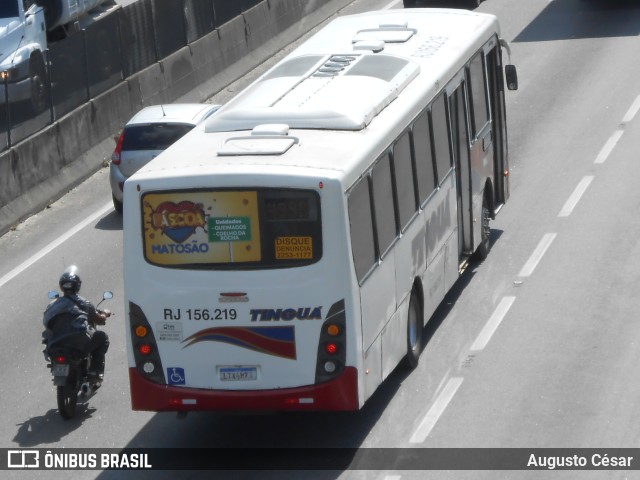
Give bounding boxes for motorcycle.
[42,291,113,420]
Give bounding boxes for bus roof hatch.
[205,54,420,132]
[217,125,299,156]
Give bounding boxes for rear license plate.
[219,366,257,382]
[53,364,69,376]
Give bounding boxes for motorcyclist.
[43,265,110,380]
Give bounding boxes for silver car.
[109,103,221,213]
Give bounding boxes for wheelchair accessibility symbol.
[167,367,185,385]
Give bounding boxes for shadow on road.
[88,232,504,478]
[514,0,640,42]
[96,210,123,231]
[13,406,97,447]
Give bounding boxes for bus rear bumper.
[129,367,360,412]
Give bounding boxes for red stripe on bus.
[129,367,359,412]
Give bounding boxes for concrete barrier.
[0,0,353,236]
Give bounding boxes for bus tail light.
[315,300,346,384]
[326,324,341,336]
[284,397,314,405]
[135,325,149,338]
[142,362,156,374]
[129,302,166,385]
[325,343,339,355]
[323,361,337,373]
[169,398,197,407]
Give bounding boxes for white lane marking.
[409,377,464,444]
[593,95,640,164]
[383,0,400,9]
[0,202,112,289]
[622,95,640,124]
[518,233,557,278]
[558,176,594,217]
[594,129,623,164]
[470,296,516,352]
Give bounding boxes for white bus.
[123,8,518,412]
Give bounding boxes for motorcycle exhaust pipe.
[80,382,92,396]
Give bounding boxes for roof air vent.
[251,124,290,136]
[379,21,409,28]
[353,24,416,44]
[218,124,299,156]
[353,40,385,53]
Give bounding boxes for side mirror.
[505,65,518,91]
[103,291,114,300]
[48,290,60,299]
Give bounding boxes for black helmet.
[59,265,81,294]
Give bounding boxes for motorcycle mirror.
[48,290,60,299]
[103,291,114,300]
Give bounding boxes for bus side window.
[348,177,377,283]
[393,131,417,231]
[412,110,436,205]
[431,94,453,185]
[371,153,398,258]
[468,52,490,137]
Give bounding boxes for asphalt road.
[2,0,640,479]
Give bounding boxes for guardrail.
[0,0,352,236]
[0,0,264,151]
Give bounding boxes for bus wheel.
[402,290,422,369]
[475,199,491,260]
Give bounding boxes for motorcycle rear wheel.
[57,383,78,419]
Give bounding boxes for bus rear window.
[141,189,322,269]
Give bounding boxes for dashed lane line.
[594,129,624,164]
[558,176,594,218]
[622,94,640,124]
[470,296,516,352]
[409,377,464,444]
[517,233,557,278]
[0,202,112,290]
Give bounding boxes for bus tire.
[402,289,422,369]
[475,198,491,260]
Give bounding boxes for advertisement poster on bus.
[142,190,261,266]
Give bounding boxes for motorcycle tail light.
[55,355,67,363]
